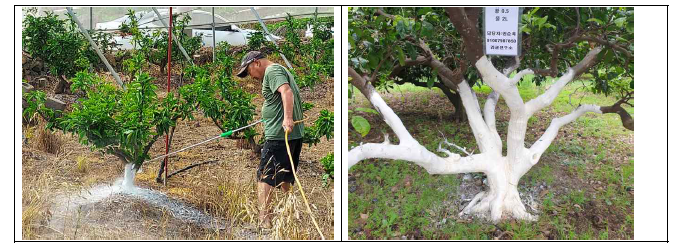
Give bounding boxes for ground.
[21,56,335,240]
[347,77,634,240]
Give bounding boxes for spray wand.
[145,119,263,163]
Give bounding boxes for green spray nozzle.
[220,130,233,138]
[220,120,264,138]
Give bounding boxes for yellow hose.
[285,116,325,240]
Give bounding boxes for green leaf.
[355,107,379,115]
[535,16,548,28]
[587,18,604,25]
[543,23,557,30]
[351,115,371,137]
[421,20,434,37]
[521,26,531,34]
[395,46,407,66]
[427,76,436,89]
[418,7,432,16]
[614,17,627,28]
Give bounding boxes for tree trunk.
[159,62,166,76]
[348,44,617,223]
[436,83,467,122]
[459,156,537,222]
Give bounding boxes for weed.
[75,156,89,173]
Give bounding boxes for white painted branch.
[475,56,529,163]
[475,56,524,109]
[525,47,603,116]
[508,69,534,86]
[348,69,493,175]
[438,138,473,157]
[529,104,602,163]
[483,91,502,153]
[368,92,415,145]
[457,80,495,153]
[480,56,519,155]
[348,142,493,175]
[524,69,575,115]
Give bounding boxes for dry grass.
[21,65,334,240]
[21,172,55,240]
[32,121,62,155]
[270,193,308,240]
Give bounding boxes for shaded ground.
[21,66,334,240]
[348,77,634,240]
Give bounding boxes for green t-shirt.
[261,64,304,140]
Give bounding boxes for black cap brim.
[236,65,249,78]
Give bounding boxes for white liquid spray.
[48,163,225,230]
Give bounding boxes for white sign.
[484,7,521,56]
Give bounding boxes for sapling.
[25,70,193,178]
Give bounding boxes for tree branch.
[388,56,431,78]
[455,80,497,153]
[525,47,603,115]
[348,66,493,174]
[600,97,634,131]
[529,104,602,163]
[349,66,414,143]
[445,7,484,65]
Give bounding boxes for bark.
[600,104,634,131]
[156,126,176,183]
[436,83,467,122]
[445,8,484,65]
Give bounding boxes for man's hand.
[282,118,294,134]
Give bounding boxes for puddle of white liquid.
[49,163,226,231]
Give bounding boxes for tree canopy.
[349,7,633,128]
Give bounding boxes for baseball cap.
[236,51,266,78]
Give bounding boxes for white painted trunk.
[348,48,609,222]
[122,163,136,190]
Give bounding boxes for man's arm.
[277,83,295,133]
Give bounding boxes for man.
[236,51,304,228]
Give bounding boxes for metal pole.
[164,7,173,186]
[66,7,124,90]
[89,7,93,30]
[250,7,293,69]
[151,8,193,65]
[212,7,216,62]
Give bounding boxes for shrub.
[25,70,192,170]
[320,153,334,186]
[303,109,334,146]
[120,10,203,75]
[22,8,93,77]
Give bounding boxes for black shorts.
[257,139,302,187]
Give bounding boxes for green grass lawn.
[348,75,634,240]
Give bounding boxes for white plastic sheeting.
[22,7,332,48]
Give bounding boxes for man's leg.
[280,182,291,193]
[281,139,301,193]
[258,181,274,228]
